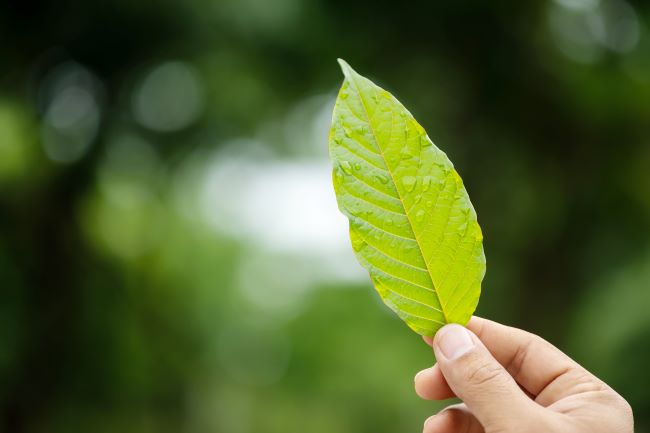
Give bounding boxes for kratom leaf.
[328,59,486,337]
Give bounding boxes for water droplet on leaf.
[401,149,413,160]
[375,174,389,184]
[402,176,417,192]
[351,237,365,251]
[341,161,353,174]
[422,176,432,191]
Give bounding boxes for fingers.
[415,364,455,400]
[465,317,584,398]
[420,317,599,408]
[423,404,483,433]
[433,324,543,429]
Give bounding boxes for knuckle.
[564,367,609,394]
[465,358,506,387]
[604,392,634,425]
[619,398,634,422]
[560,368,634,431]
[566,366,592,381]
[578,392,634,433]
[622,400,634,428]
[506,336,535,379]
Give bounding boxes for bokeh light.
[39,62,102,163]
[132,61,205,132]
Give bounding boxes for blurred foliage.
[1,0,650,432]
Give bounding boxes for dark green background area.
[1,0,649,431]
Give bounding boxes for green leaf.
[328,59,486,337]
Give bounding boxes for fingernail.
[436,324,474,360]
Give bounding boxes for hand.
[414,317,633,433]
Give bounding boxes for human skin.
[414,317,633,433]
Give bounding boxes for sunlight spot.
[133,61,205,132]
[40,63,101,163]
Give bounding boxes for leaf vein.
[374,279,444,316]
[365,264,435,294]
[350,213,415,242]
[342,170,401,203]
[337,140,386,171]
[356,231,427,272]
[341,188,407,219]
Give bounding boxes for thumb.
[433,324,541,430]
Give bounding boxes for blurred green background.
[1,0,649,431]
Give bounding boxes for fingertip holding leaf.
[329,59,486,337]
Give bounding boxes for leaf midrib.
[344,73,450,324]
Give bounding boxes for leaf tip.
[337,58,355,79]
